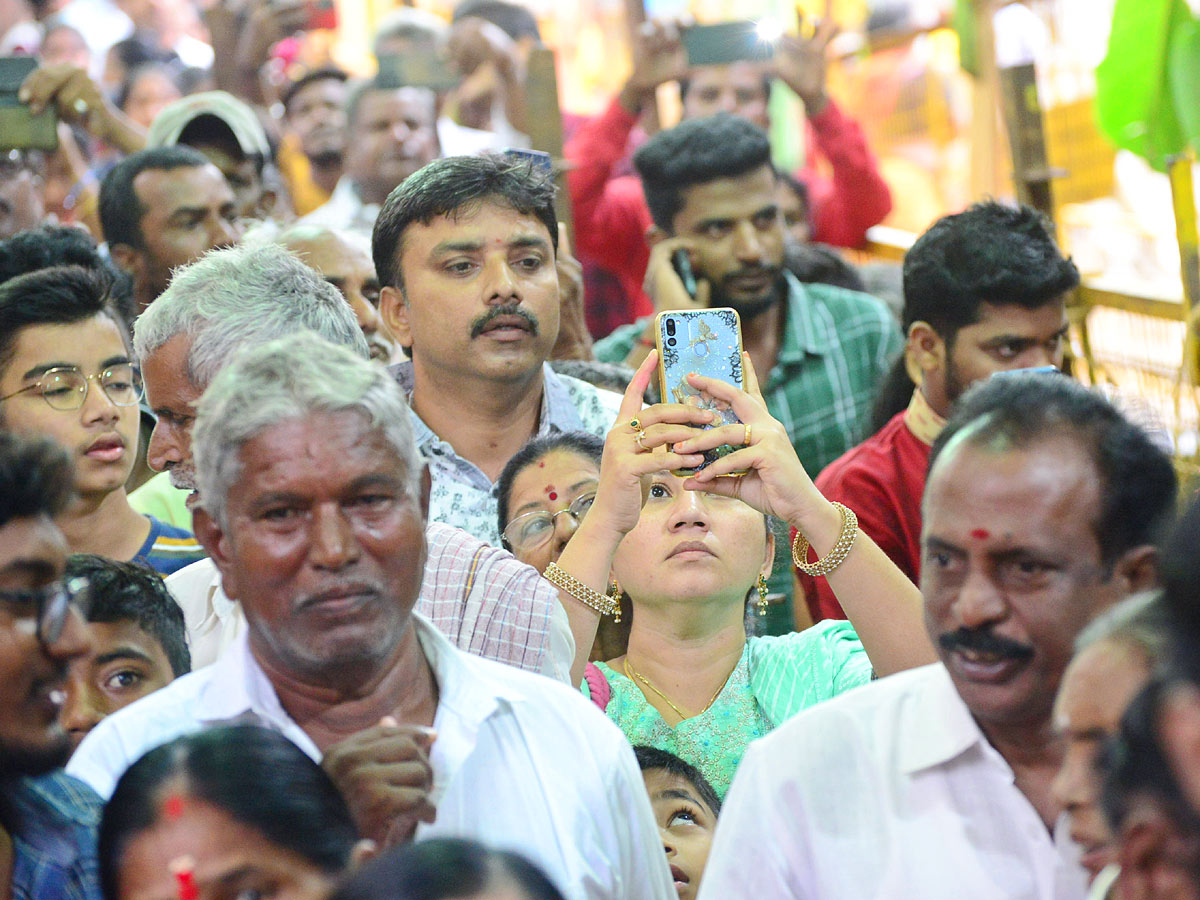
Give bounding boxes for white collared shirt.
[699,663,1089,900]
[67,614,673,900]
[165,521,574,682]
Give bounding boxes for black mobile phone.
[671,248,698,300]
[376,50,462,92]
[682,22,775,67]
[0,56,56,152]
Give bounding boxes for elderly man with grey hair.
[128,241,570,679]
[68,334,676,900]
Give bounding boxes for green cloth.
[595,273,903,627]
[586,620,872,798]
[129,471,192,532]
[1094,0,1195,170]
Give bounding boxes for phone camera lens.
[666,320,676,336]
[667,337,677,347]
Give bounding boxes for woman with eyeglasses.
[497,432,632,662]
[0,266,206,575]
[500,352,936,797]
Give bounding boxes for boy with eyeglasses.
[0,266,205,575]
[0,430,102,900]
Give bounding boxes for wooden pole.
[524,45,574,242]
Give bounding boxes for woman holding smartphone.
[500,351,935,797]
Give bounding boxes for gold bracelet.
[543,561,620,619]
[792,502,859,578]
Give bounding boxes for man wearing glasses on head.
[0,266,205,575]
[0,430,101,900]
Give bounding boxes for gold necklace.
[623,656,736,721]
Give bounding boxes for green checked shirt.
[595,272,903,615]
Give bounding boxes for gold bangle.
[792,502,859,578]
[543,561,620,619]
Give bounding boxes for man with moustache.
[0,432,100,900]
[374,154,621,547]
[593,113,900,619]
[134,242,567,679]
[699,373,1176,899]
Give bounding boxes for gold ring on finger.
[635,429,649,451]
[743,423,753,445]
[629,416,641,430]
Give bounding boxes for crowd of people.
[1,1,1198,899]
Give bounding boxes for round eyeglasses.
[502,491,597,553]
[0,364,144,411]
[0,576,90,646]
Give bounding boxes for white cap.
[145,91,271,159]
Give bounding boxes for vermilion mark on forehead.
[163,793,185,819]
[545,485,557,500]
[970,528,990,540]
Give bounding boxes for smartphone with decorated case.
[655,308,744,476]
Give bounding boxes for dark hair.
[64,554,191,677]
[634,745,722,816]
[495,432,604,542]
[1161,495,1200,687]
[330,838,566,900]
[108,32,179,73]
[115,61,183,115]
[99,145,211,249]
[902,200,1078,335]
[0,432,74,529]
[1099,679,1197,836]
[451,0,541,41]
[99,725,359,900]
[548,359,634,395]
[633,113,773,232]
[0,225,114,284]
[929,373,1176,567]
[372,153,558,292]
[0,265,123,378]
[282,66,349,113]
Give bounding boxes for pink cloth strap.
[584,662,611,711]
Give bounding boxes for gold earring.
[756,574,769,617]
[608,580,622,624]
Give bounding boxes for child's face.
[59,620,177,753]
[642,769,718,900]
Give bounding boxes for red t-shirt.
[798,409,930,622]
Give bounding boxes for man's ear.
[192,505,241,600]
[907,321,946,381]
[108,242,142,277]
[644,224,669,250]
[380,285,412,349]
[1160,683,1200,813]
[417,464,431,520]
[1112,545,1160,596]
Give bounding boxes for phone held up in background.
[655,307,746,476]
[0,56,56,152]
[681,21,776,67]
[502,148,553,174]
[376,49,463,92]
[671,248,698,300]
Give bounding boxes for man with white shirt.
[133,241,568,679]
[69,335,673,900]
[699,373,1176,900]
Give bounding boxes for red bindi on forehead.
[545,485,557,500]
[970,529,990,540]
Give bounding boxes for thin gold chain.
[623,656,736,721]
